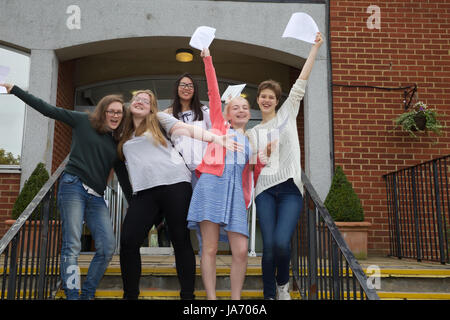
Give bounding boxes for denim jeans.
[58,172,115,300]
[255,178,303,299]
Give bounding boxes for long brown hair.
[118,90,167,160]
[89,94,126,141]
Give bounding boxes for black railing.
[291,172,379,300]
[383,155,449,264]
[0,157,67,300]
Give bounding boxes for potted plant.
[394,101,445,138]
[324,166,371,259]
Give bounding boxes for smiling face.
[178,77,194,102]
[130,92,152,119]
[225,97,251,129]
[105,101,124,130]
[256,88,279,118]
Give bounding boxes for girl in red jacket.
[187,48,267,300]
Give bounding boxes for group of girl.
[0,31,323,301]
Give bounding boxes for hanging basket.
[412,113,426,131]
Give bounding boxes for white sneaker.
[276,282,291,300]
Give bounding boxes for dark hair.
[169,73,204,121]
[88,94,126,141]
[257,79,282,103]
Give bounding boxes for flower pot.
[3,219,61,256]
[412,113,426,131]
[334,221,372,259]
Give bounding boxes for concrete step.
[55,289,298,300]
[54,289,450,300]
[3,255,449,300]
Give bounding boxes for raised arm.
[1,83,79,127]
[201,49,225,128]
[277,32,324,118]
[298,32,323,81]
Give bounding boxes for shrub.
[12,163,49,219]
[324,166,364,222]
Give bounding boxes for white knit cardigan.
[246,79,307,197]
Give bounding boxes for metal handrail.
[0,156,68,300]
[383,155,449,264]
[290,171,380,300]
[104,182,127,254]
[0,157,67,256]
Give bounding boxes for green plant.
[0,148,20,165]
[394,101,445,138]
[324,166,364,222]
[12,162,49,220]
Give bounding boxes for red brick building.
[330,0,450,255]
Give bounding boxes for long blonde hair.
[118,90,167,160]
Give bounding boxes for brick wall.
[0,173,20,237]
[52,60,75,173]
[330,1,450,255]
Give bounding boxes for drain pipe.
[326,0,335,176]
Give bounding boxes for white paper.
[189,26,216,51]
[221,84,246,102]
[282,12,319,44]
[0,66,10,94]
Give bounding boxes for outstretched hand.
[313,32,324,48]
[258,139,278,164]
[213,133,244,153]
[200,48,210,58]
[0,83,13,94]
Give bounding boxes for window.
[0,46,30,165]
[75,76,287,130]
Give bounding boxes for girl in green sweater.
[1,83,131,300]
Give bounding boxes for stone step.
[3,255,449,299]
[54,289,450,300]
[55,289,292,300]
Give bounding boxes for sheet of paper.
[221,84,246,102]
[282,12,319,44]
[189,26,216,51]
[0,66,10,94]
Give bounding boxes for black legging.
[120,182,195,299]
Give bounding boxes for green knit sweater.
[11,86,131,199]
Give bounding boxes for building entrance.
[75,76,286,255]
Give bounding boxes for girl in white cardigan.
[246,32,324,300]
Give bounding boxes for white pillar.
[20,49,59,188]
[304,57,333,201]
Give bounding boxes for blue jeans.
[58,172,115,300]
[255,179,303,299]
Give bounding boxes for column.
[304,57,333,201]
[20,50,59,188]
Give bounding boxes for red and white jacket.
[195,56,264,208]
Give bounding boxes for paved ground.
[75,253,450,270]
